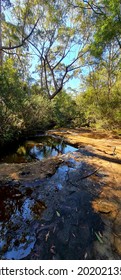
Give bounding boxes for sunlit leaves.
[88,0,121,55]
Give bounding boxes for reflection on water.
[0,184,46,260]
[4,235,36,260]
[0,135,77,163]
[30,140,77,160]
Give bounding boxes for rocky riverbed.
[0,128,121,259]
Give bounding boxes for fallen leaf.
[56,211,61,217]
[45,231,50,242]
[84,252,88,259]
[98,231,103,238]
[50,245,56,254]
[95,232,103,244]
[53,226,56,233]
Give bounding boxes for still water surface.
[0,135,77,163]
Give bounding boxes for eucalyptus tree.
[70,0,121,95]
[26,0,91,99]
[1,0,92,98]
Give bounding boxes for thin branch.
[67,167,101,188]
[80,167,101,180]
[52,43,74,70]
[27,39,42,56]
[67,50,87,70]
[83,0,106,16]
[68,64,82,72]
[1,17,40,50]
[70,0,105,15]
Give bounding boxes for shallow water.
[0,150,105,260]
[0,154,82,259]
[0,135,77,163]
[0,183,46,259]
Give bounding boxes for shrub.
[22,95,53,131]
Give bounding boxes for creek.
[0,134,77,163]
[0,134,105,260]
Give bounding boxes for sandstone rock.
[114,237,121,256]
[113,211,121,235]
[92,200,118,218]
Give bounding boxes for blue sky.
[30,56,81,92]
[65,77,80,91]
[5,1,88,93]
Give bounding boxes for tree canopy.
[0,0,121,146]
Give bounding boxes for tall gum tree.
[26,0,91,99]
[1,0,92,98]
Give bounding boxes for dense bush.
[0,58,121,148]
[0,59,25,145]
[74,76,121,130]
[53,91,76,127]
[21,95,53,131]
[0,60,53,146]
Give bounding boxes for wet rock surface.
[0,128,121,260]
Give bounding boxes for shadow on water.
[0,135,77,163]
[24,156,105,260]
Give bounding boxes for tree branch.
[43,57,50,98]
[1,17,40,50]
[45,55,58,90]
[83,0,106,16]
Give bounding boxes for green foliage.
[75,69,121,130]
[0,59,53,146]
[98,87,121,127]
[53,91,76,127]
[0,58,25,110]
[0,59,25,145]
[89,0,121,56]
[75,91,100,127]
[22,95,53,130]
[0,0,121,149]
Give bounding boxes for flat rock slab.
[92,200,118,216]
[0,128,121,260]
[0,157,63,182]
